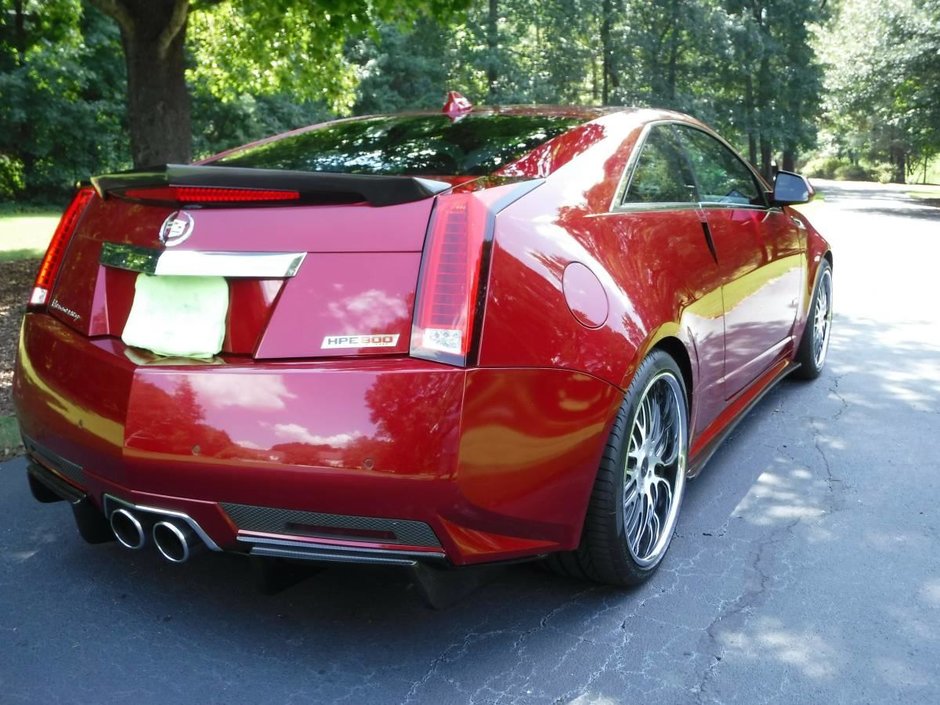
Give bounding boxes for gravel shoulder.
[0,258,38,459]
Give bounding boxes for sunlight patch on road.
[721,616,842,679]
[732,463,827,527]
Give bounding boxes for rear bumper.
[13,313,622,566]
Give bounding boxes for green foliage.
[191,86,332,160]
[11,0,926,198]
[0,1,129,201]
[350,19,454,114]
[188,0,472,114]
[817,0,940,182]
[0,154,25,198]
[833,163,873,181]
[347,0,824,175]
[0,415,23,457]
[801,155,848,180]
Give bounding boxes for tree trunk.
[745,76,757,166]
[890,147,906,184]
[782,145,795,172]
[601,0,618,104]
[760,136,772,182]
[90,0,191,167]
[486,0,499,101]
[665,0,680,103]
[591,53,599,102]
[13,0,26,65]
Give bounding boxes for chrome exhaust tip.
[110,508,147,550]
[153,520,201,563]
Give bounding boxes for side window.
[622,126,697,205]
[677,126,766,207]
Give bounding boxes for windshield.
[208,114,581,176]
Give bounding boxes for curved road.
[1,182,938,704]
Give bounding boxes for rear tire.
[793,260,833,380]
[547,350,689,586]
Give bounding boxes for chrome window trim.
[608,122,654,212]
[671,123,770,209]
[100,242,305,278]
[608,119,774,215]
[696,203,769,213]
[614,202,704,213]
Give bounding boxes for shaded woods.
[1,0,937,202]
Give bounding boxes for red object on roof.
[442,91,473,117]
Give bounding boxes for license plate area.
[122,274,229,358]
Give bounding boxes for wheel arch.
[650,335,694,414]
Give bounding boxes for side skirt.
[686,359,800,478]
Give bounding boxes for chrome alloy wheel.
[622,371,687,568]
[813,268,833,368]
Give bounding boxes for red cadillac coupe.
[13,98,832,588]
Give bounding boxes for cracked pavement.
[1,181,938,704]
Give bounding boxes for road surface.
[1,181,938,704]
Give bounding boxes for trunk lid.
[48,167,444,360]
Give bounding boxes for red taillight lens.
[121,185,300,204]
[410,194,488,366]
[29,187,96,308]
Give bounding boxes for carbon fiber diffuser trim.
[220,502,442,548]
[22,434,85,488]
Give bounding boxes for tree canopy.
[0,0,937,202]
[817,0,940,182]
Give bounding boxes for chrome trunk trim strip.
[100,242,305,278]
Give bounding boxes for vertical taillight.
[29,187,95,308]
[410,194,489,366]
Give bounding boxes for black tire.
[792,260,833,380]
[547,350,689,586]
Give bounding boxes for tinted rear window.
[209,114,581,176]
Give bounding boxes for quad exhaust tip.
[153,520,201,563]
[110,508,147,550]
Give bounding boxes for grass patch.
[0,212,61,256]
[907,187,940,199]
[0,201,62,216]
[0,415,23,461]
[792,199,826,217]
[0,248,44,262]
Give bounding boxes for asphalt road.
[2,181,938,705]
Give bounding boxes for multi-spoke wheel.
[546,350,689,586]
[794,260,833,380]
[621,369,686,568]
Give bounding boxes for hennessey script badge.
[50,298,81,321]
[159,211,195,247]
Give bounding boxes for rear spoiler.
[91,164,452,207]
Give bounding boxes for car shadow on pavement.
[3,312,939,704]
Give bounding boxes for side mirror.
[772,170,814,206]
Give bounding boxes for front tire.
[793,260,833,380]
[548,350,689,586]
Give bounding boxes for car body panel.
[704,205,804,398]
[13,106,831,570]
[14,312,621,564]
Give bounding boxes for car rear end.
[13,108,621,569]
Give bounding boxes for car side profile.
[13,97,832,588]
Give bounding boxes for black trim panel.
[23,435,86,489]
[92,164,452,207]
[688,361,799,477]
[221,502,443,548]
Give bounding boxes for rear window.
[208,114,581,176]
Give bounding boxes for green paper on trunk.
[122,274,229,358]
